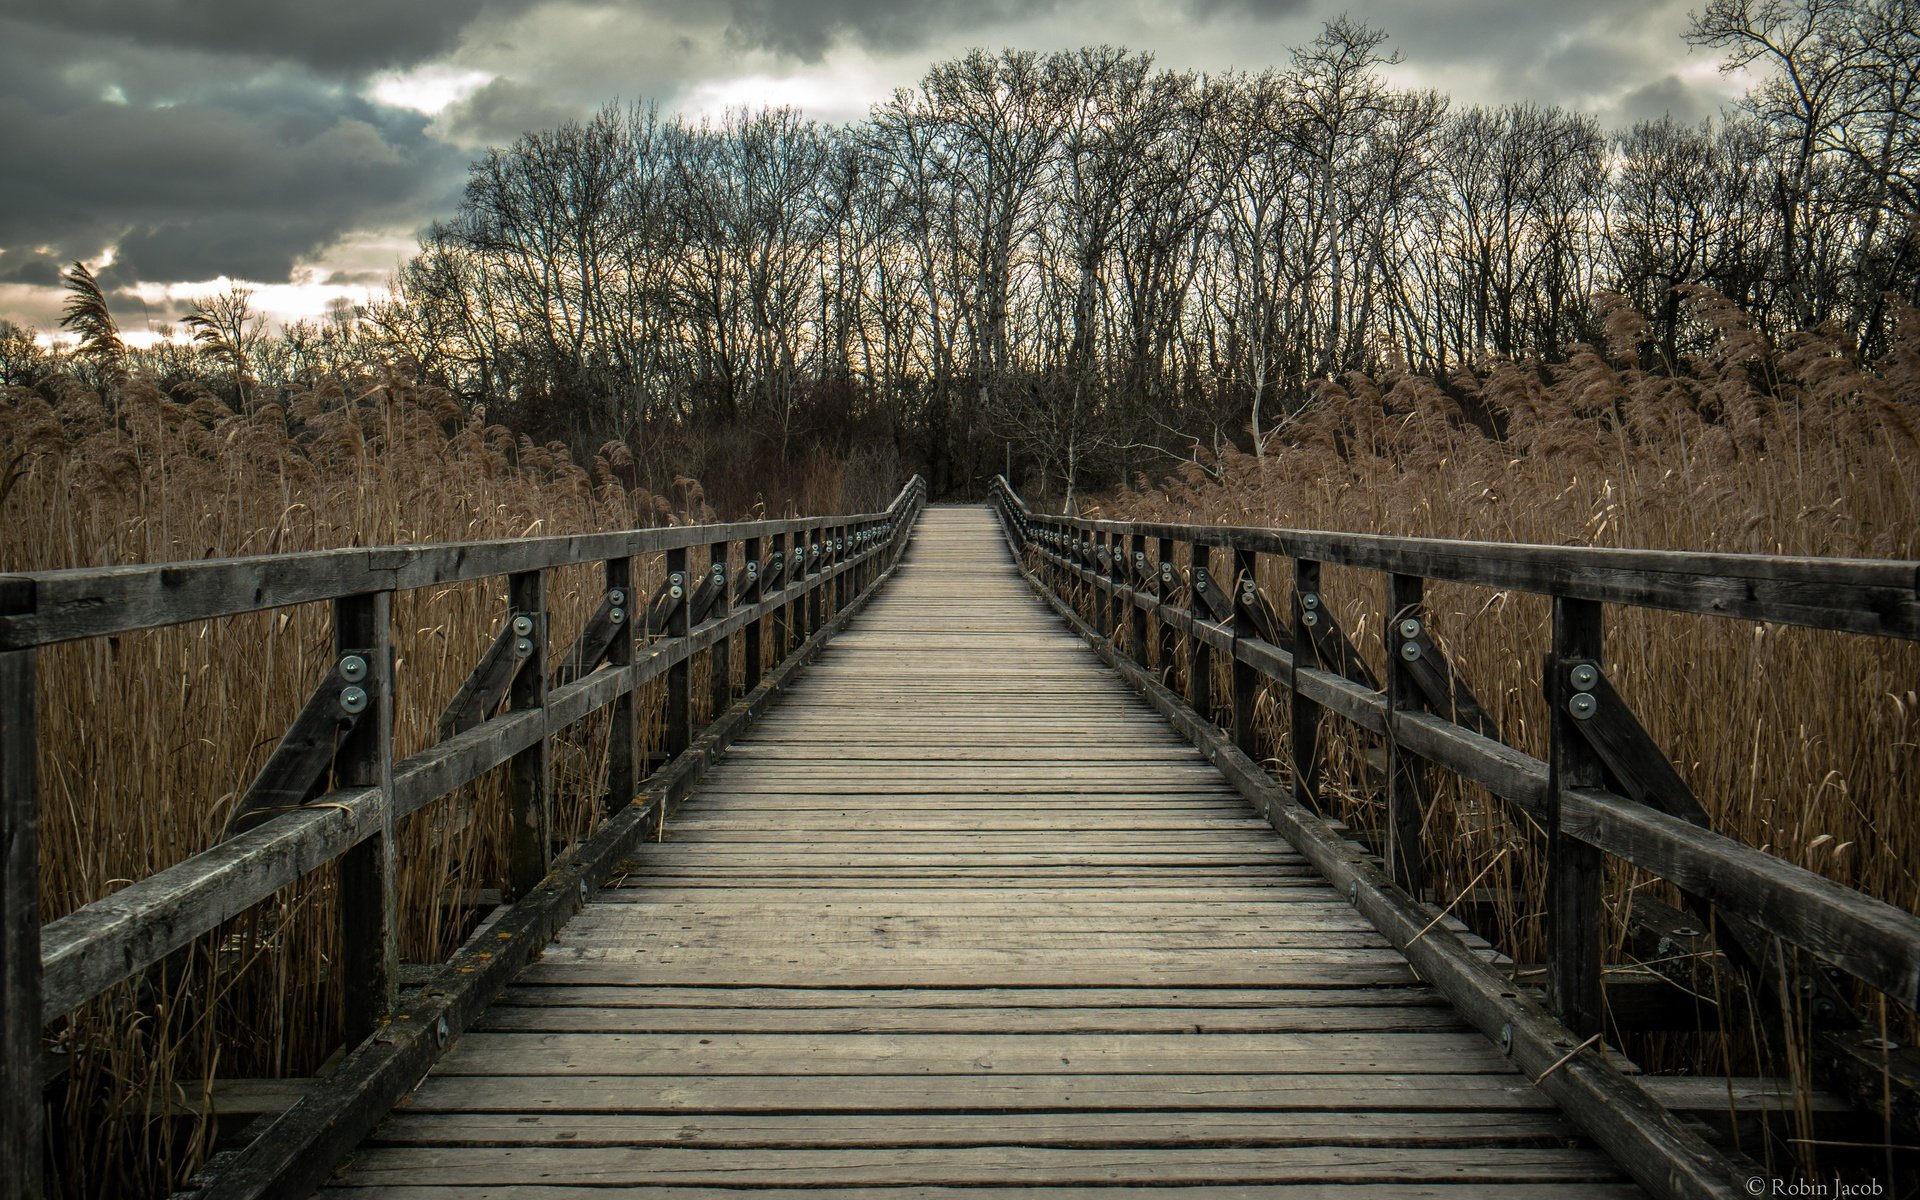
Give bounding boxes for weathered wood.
[740,537,763,693]
[1012,544,1743,1200]
[1547,598,1606,1037]
[506,571,550,898]
[1,649,41,1200]
[1562,787,1920,1011]
[189,496,919,1200]
[335,592,396,1047]
[552,591,620,688]
[705,541,731,721]
[435,619,521,740]
[225,650,374,837]
[603,558,636,816]
[1188,542,1213,721]
[665,547,691,760]
[1384,574,1429,895]
[1290,559,1322,813]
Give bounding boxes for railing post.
[771,533,790,665]
[1290,559,1322,812]
[1,647,42,1200]
[1548,595,1606,1037]
[506,570,550,899]
[1129,533,1148,666]
[742,536,763,693]
[707,539,730,721]
[1106,531,1124,639]
[335,590,396,1046]
[1384,574,1429,896]
[1155,537,1176,683]
[806,530,824,638]
[604,556,636,816]
[1231,544,1259,758]
[665,548,691,761]
[1188,541,1213,721]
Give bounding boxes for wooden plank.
[323,1184,1644,1200]
[506,571,549,899]
[336,591,397,1047]
[1547,598,1605,1035]
[1,648,41,1200]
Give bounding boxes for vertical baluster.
[1155,536,1176,683]
[1188,541,1213,721]
[771,533,790,665]
[1129,533,1148,667]
[1231,544,1259,758]
[335,591,396,1045]
[1107,531,1123,639]
[1548,596,1606,1036]
[807,530,824,638]
[1290,559,1322,812]
[604,556,635,816]
[1,645,41,1200]
[742,536,763,693]
[1385,574,1429,895]
[507,569,550,898]
[707,538,730,721]
[664,547,691,761]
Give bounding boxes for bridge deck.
[324,506,1639,1197]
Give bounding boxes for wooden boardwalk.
[324,506,1639,1197]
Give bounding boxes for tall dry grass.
[0,373,880,1197]
[1092,291,1920,1170]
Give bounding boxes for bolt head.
[1568,692,1598,720]
[1398,617,1421,639]
[746,563,758,577]
[712,563,725,578]
[435,1016,450,1048]
[1570,663,1599,690]
[515,636,534,657]
[1195,576,1207,591]
[608,588,626,606]
[1302,610,1319,627]
[338,654,369,683]
[670,571,685,587]
[1160,564,1173,580]
[669,585,683,600]
[512,614,534,637]
[1301,592,1320,610]
[609,608,625,624]
[1400,641,1421,662]
[339,685,369,715]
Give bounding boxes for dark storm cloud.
[697,0,1057,60]
[1183,0,1311,17]
[0,16,464,292]
[11,0,538,76]
[435,76,589,146]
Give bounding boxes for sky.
[0,0,1750,343]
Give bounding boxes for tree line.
[12,2,1915,508]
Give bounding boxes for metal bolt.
[1568,692,1597,720]
[608,588,626,606]
[512,614,534,637]
[670,571,685,587]
[1570,663,1598,691]
[711,563,725,578]
[1300,592,1320,611]
[746,562,758,578]
[609,608,625,625]
[1670,925,1702,938]
[1398,617,1421,639]
[579,879,590,902]
[435,1016,450,1049]
[1499,1022,1513,1053]
[668,585,683,600]
[1242,584,1256,604]
[1195,575,1208,592]
[339,685,369,715]
[1400,641,1421,662]
[515,637,534,658]
[338,654,368,683]
[1160,564,1173,581]
[1302,610,1319,628]
[1348,880,1359,903]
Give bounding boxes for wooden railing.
[0,475,925,1200]
[990,475,1919,1200]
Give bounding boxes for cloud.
[10,0,538,76]
[433,76,590,147]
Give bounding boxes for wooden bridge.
[3,479,1918,1200]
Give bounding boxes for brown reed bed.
[1088,292,1920,1175]
[0,373,847,1197]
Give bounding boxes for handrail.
[0,475,925,1200]
[989,474,1919,1199]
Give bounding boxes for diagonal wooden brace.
[554,589,629,688]
[1301,599,1379,691]
[225,649,377,837]
[438,615,536,739]
[1233,571,1290,650]
[644,572,686,636]
[687,561,727,625]
[1399,628,1501,740]
[1192,564,1233,624]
